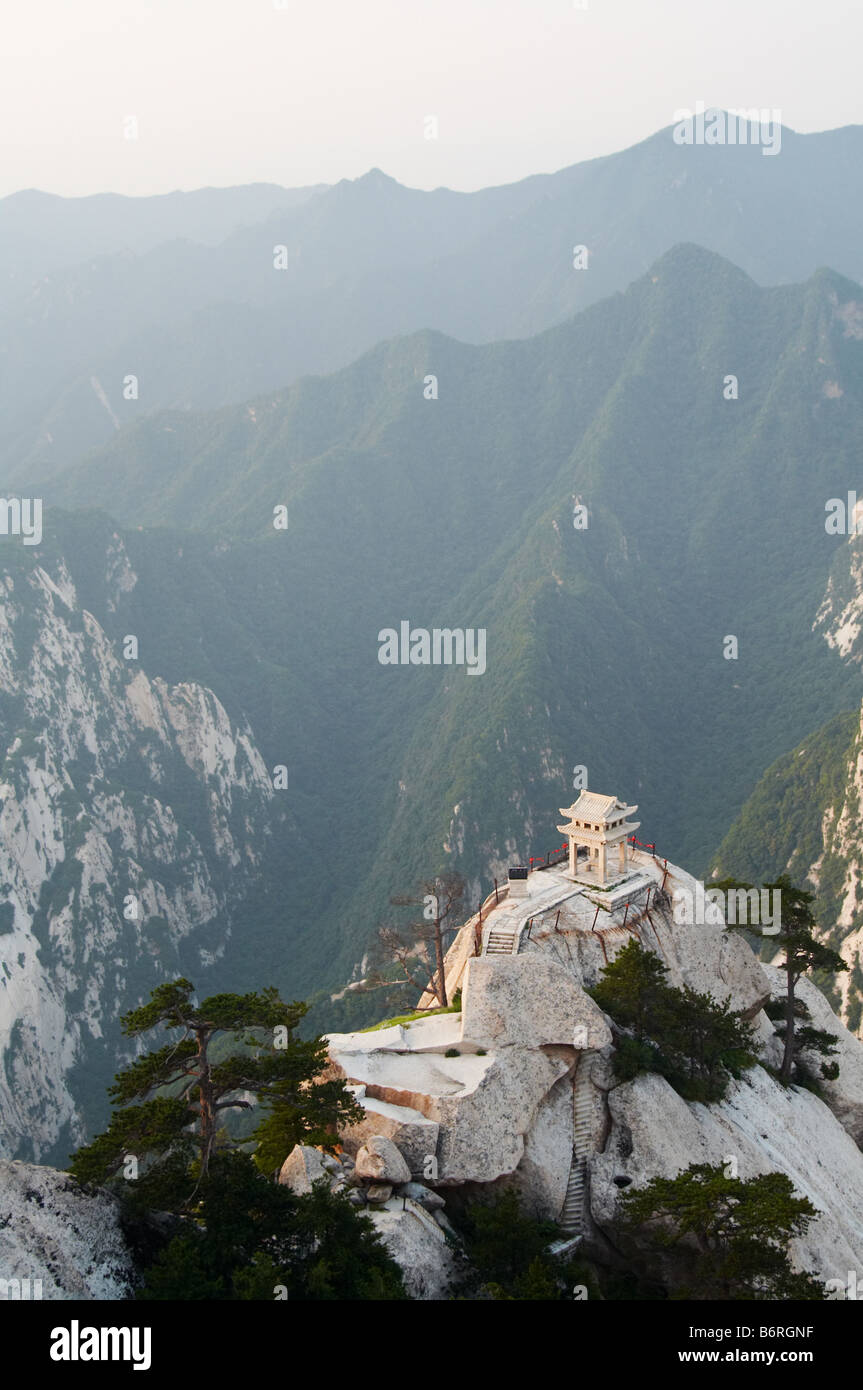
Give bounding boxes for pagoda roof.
[558,790,638,824]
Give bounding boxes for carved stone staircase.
[485,927,518,955]
[555,1057,594,1245]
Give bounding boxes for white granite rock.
[325,872,863,1297]
[765,967,863,1145]
[368,1198,459,1299]
[340,1097,439,1177]
[278,1144,328,1195]
[365,1183,393,1203]
[461,954,611,1051]
[401,1181,445,1210]
[505,1074,574,1219]
[435,1047,573,1183]
[0,1161,134,1300]
[355,1135,412,1184]
[591,1067,863,1283]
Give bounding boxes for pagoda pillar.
[597,841,607,885]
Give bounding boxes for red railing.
[628,836,670,891]
[627,835,656,853]
[527,842,569,871]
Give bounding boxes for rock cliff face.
[0,541,274,1162]
[319,854,863,1297]
[591,1066,863,1284]
[0,1160,134,1299]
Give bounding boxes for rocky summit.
[286,844,863,1298]
[5,821,863,1301]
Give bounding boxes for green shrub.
[618,1163,825,1300]
[589,940,756,1102]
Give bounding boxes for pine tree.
[619,1163,824,1300]
[69,977,362,1199]
[136,1150,405,1301]
[590,938,671,1041]
[69,978,405,1301]
[764,877,848,1085]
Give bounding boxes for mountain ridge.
[7,119,863,481]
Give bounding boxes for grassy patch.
[358,1002,461,1033]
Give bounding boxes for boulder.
[278,1144,328,1195]
[401,1182,445,1211]
[368,1200,459,1299]
[355,1135,412,1184]
[461,954,611,1051]
[340,1098,439,1176]
[505,1073,573,1219]
[365,1183,393,1203]
[435,1047,572,1183]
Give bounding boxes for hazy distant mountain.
[0,181,325,294]
[5,119,863,482]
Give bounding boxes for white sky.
[1,0,861,198]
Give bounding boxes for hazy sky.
[2,0,862,199]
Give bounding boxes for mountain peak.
[359,167,398,185]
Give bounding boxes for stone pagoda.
[557,790,640,886]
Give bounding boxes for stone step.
[549,1235,582,1258]
[485,930,517,956]
[560,1058,595,1234]
[559,1154,586,1233]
